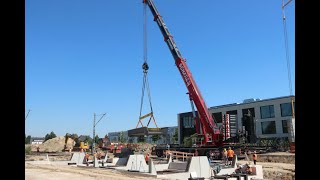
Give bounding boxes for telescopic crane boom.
[143,0,223,146]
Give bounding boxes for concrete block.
[93,156,99,167]
[69,152,86,165]
[126,154,148,172]
[187,156,212,179]
[149,159,157,175]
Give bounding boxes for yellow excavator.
[64,133,89,151]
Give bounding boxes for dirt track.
[25,163,162,180]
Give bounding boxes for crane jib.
[178,63,191,86]
[144,0,222,145]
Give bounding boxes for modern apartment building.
[177,95,295,145]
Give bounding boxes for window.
[282,120,289,133]
[260,105,275,119]
[183,116,194,128]
[261,121,276,134]
[212,112,222,123]
[280,103,295,117]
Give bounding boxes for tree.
[138,136,145,143]
[183,133,198,147]
[119,132,125,143]
[104,134,109,139]
[50,131,57,139]
[172,128,178,143]
[25,134,31,144]
[152,134,161,143]
[94,135,99,144]
[44,131,57,142]
[83,136,92,144]
[183,136,192,147]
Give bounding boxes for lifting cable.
[282,0,295,118]
[136,3,158,128]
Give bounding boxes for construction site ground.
[25,137,295,180]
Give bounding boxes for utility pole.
[92,113,106,158]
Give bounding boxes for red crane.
[143,0,223,147]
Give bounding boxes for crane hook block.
[142,62,149,72]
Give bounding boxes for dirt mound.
[31,136,75,152]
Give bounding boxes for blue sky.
[25,0,295,138]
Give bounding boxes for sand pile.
[32,136,75,152]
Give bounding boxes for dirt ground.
[25,163,162,180]
[236,151,295,180]
[25,152,295,180]
[25,137,295,179]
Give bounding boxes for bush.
[25,146,31,155]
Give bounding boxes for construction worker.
[85,152,90,166]
[145,153,150,165]
[252,151,257,165]
[227,147,234,166]
[222,148,228,165]
[194,149,199,156]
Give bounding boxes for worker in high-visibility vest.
[252,151,257,165]
[227,147,234,166]
[85,152,90,166]
[145,153,150,164]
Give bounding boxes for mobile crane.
[143,0,224,147]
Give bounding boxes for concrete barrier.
[69,152,86,165]
[126,154,148,172]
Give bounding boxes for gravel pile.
[31,136,75,152]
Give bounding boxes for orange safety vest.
[85,154,90,159]
[253,153,257,160]
[227,150,234,157]
[145,155,149,162]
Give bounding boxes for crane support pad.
[128,127,163,137]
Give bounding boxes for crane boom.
[143,0,222,146]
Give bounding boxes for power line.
[25,109,31,121]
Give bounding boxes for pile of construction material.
[30,136,75,152]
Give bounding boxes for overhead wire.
[282,0,295,118]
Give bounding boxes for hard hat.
[228,147,231,149]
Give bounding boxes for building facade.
[177,95,295,145]
[108,126,178,144]
[30,137,45,144]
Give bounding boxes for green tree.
[44,131,57,142]
[138,136,145,143]
[183,133,198,147]
[50,131,57,139]
[119,132,126,143]
[44,133,50,142]
[94,135,99,144]
[152,134,161,143]
[82,135,92,145]
[104,134,109,139]
[25,135,31,144]
[25,146,32,155]
[172,128,178,143]
[183,136,192,147]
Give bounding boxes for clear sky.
[25,0,295,138]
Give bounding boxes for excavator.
[64,133,89,152]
